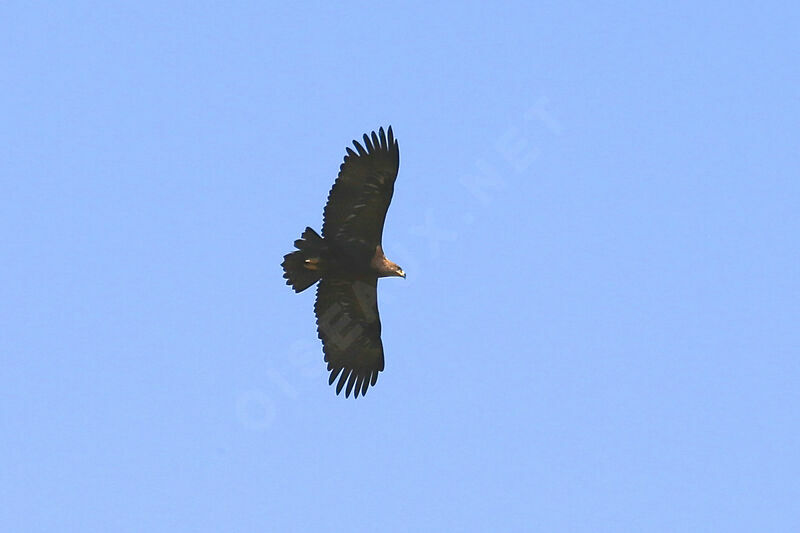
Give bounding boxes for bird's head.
[388,261,406,279]
[373,246,406,278]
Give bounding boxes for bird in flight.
[281,126,405,398]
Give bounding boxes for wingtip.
[329,367,377,399]
[336,370,349,394]
[352,139,367,156]
[377,127,386,149]
[345,371,357,397]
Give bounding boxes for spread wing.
[314,277,384,398]
[321,126,400,249]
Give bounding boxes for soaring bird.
[281,126,404,398]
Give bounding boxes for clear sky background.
[2,2,798,532]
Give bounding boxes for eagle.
[281,126,405,398]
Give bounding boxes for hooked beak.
[398,270,406,279]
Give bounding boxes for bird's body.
[281,127,404,398]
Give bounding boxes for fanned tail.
[281,227,324,293]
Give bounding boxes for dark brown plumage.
[281,127,404,398]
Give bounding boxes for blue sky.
[2,2,799,531]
